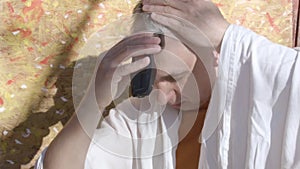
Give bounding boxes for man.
[37,0,300,168]
[142,0,300,168]
[35,1,214,169]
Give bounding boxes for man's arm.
[38,33,162,169]
[43,81,103,169]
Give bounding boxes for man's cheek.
[158,90,168,105]
[150,88,168,106]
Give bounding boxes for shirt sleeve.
[200,24,300,169]
[201,24,299,143]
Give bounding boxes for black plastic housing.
[131,33,165,98]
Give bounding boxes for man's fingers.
[110,33,160,54]
[116,57,150,77]
[119,34,161,48]
[150,13,183,31]
[143,0,185,11]
[111,57,150,99]
[112,44,160,66]
[143,4,182,16]
[150,12,200,37]
[107,34,161,65]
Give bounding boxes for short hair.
[131,1,172,36]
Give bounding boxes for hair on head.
[131,1,171,36]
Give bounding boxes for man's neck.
[178,108,207,144]
[176,106,207,169]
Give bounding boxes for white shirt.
[35,24,300,169]
[84,98,182,169]
[35,97,182,169]
[199,25,300,169]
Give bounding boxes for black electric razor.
[131,33,165,98]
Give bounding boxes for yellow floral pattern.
[0,0,295,168]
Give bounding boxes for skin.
[154,36,197,108]
[155,37,211,169]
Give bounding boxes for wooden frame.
[293,0,300,47]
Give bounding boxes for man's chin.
[170,103,181,110]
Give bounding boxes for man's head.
[131,2,210,111]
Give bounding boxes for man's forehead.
[154,36,196,71]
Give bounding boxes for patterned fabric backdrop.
[0,0,295,168]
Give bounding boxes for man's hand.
[95,33,162,109]
[142,0,230,53]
